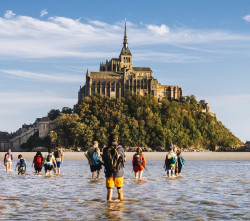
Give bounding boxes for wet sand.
[1,151,250,161]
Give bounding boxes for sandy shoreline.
[0,152,250,161]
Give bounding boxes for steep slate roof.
[133,67,152,71]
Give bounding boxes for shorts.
[18,167,25,175]
[90,164,102,172]
[133,165,144,173]
[56,161,61,168]
[44,164,53,170]
[106,177,123,189]
[35,167,42,172]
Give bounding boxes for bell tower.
[120,18,132,70]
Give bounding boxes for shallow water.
[0,160,250,220]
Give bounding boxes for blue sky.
[1,0,250,142]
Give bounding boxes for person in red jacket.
[132,147,146,179]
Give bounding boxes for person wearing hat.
[132,147,146,179]
[164,146,177,177]
[85,141,102,180]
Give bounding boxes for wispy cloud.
[0,69,82,83]
[243,15,250,22]
[40,9,48,17]
[0,92,76,106]
[0,12,250,61]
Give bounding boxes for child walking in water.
[132,147,146,179]
[15,154,27,175]
[164,147,177,177]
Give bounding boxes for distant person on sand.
[44,149,57,176]
[15,154,26,175]
[164,146,177,177]
[102,134,126,201]
[54,144,64,174]
[85,141,102,180]
[176,149,185,176]
[132,147,146,179]
[32,151,44,174]
[4,149,13,172]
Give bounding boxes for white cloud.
[147,24,170,35]
[0,92,76,106]
[40,9,48,17]
[0,14,249,61]
[4,10,15,19]
[0,69,82,83]
[243,15,250,22]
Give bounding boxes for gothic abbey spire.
[123,18,128,48]
[120,18,131,56]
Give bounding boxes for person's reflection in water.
[104,202,125,220]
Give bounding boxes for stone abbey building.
[78,20,182,102]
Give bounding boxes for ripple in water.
[0,160,250,220]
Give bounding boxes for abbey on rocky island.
[78,19,182,102]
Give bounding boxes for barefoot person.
[4,149,13,172]
[176,149,185,176]
[44,149,57,176]
[15,154,27,175]
[32,151,44,174]
[164,146,177,177]
[85,141,102,180]
[132,147,146,179]
[102,134,126,201]
[54,144,64,174]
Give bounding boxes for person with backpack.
[4,149,13,172]
[44,149,57,176]
[102,134,126,201]
[85,141,102,180]
[15,154,27,175]
[132,147,146,179]
[164,146,177,177]
[54,144,64,174]
[32,151,44,174]
[176,149,185,176]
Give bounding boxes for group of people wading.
[0,144,64,175]
[85,134,185,201]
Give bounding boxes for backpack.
[36,155,42,164]
[133,154,143,167]
[92,152,100,165]
[169,154,176,165]
[165,153,176,166]
[46,154,52,164]
[103,146,122,172]
[179,155,185,166]
[19,159,25,167]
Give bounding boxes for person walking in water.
[15,154,27,175]
[44,149,57,176]
[102,134,126,201]
[85,141,102,180]
[176,149,185,176]
[132,147,146,179]
[4,149,13,172]
[54,144,64,174]
[32,151,44,174]
[164,146,177,177]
